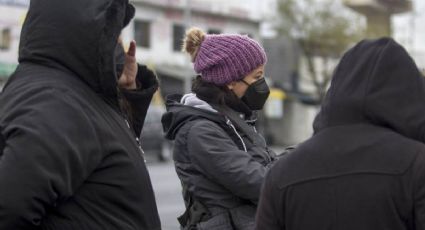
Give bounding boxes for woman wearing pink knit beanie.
[162,28,278,230]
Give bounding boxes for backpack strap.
[177,117,248,229]
[213,105,276,162]
[213,105,262,147]
[178,181,211,229]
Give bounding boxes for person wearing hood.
[161,28,277,230]
[0,0,161,229]
[255,38,425,230]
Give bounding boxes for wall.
[0,2,28,78]
[124,1,261,69]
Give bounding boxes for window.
[173,24,185,52]
[207,29,221,35]
[134,20,150,48]
[0,28,11,51]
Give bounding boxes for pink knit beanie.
[183,28,267,85]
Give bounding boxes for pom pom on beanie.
[182,27,267,85]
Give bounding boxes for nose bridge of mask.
[244,78,268,93]
[253,78,270,92]
[241,77,265,86]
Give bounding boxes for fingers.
[127,40,136,57]
[118,35,123,45]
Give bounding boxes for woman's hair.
[192,76,252,116]
[182,27,206,62]
[191,76,235,106]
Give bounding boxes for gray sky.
[249,0,425,66]
[393,0,425,51]
[393,0,425,66]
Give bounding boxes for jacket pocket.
[228,205,256,230]
[197,212,234,230]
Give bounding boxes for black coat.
[255,38,425,230]
[0,0,161,229]
[162,95,276,229]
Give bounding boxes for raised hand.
[118,40,138,90]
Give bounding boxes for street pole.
[183,0,192,93]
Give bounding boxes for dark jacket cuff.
[121,64,159,100]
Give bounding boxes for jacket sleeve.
[414,151,425,229]
[255,165,285,230]
[121,64,158,137]
[0,88,102,229]
[187,120,269,204]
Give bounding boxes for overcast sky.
[393,0,425,52]
[248,0,425,65]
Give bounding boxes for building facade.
[0,0,263,93]
[0,0,28,89]
[124,0,262,96]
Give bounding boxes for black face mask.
[241,78,270,110]
[114,43,126,79]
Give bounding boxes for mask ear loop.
[240,79,250,86]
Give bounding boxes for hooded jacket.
[162,94,275,229]
[0,0,161,229]
[255,38,425,230]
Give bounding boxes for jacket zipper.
[226,117,273,163]
[124,118,146,163]
[226,118,247,152]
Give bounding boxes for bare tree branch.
[277,0,365,103]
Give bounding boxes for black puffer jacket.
[256,38,425,230]
[0,0,161,229]
[162,94,276,229]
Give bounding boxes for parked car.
[140,104,172,162]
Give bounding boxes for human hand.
[118,40,138,90]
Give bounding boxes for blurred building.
[263,0,422,146]
[123,0,263,97]
[262,37,323,146]
[0,0,28,89]
[7,0,420,147]
[0,0,264,94]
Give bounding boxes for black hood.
[162,94,226,140]
[18,0,135,97]
[313,38,425,142]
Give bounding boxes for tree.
[277,0,365,103]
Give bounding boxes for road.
[147,161,184,230]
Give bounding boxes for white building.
[0,0,263,93]
[124,0,262,95]
[0,0,28,89]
